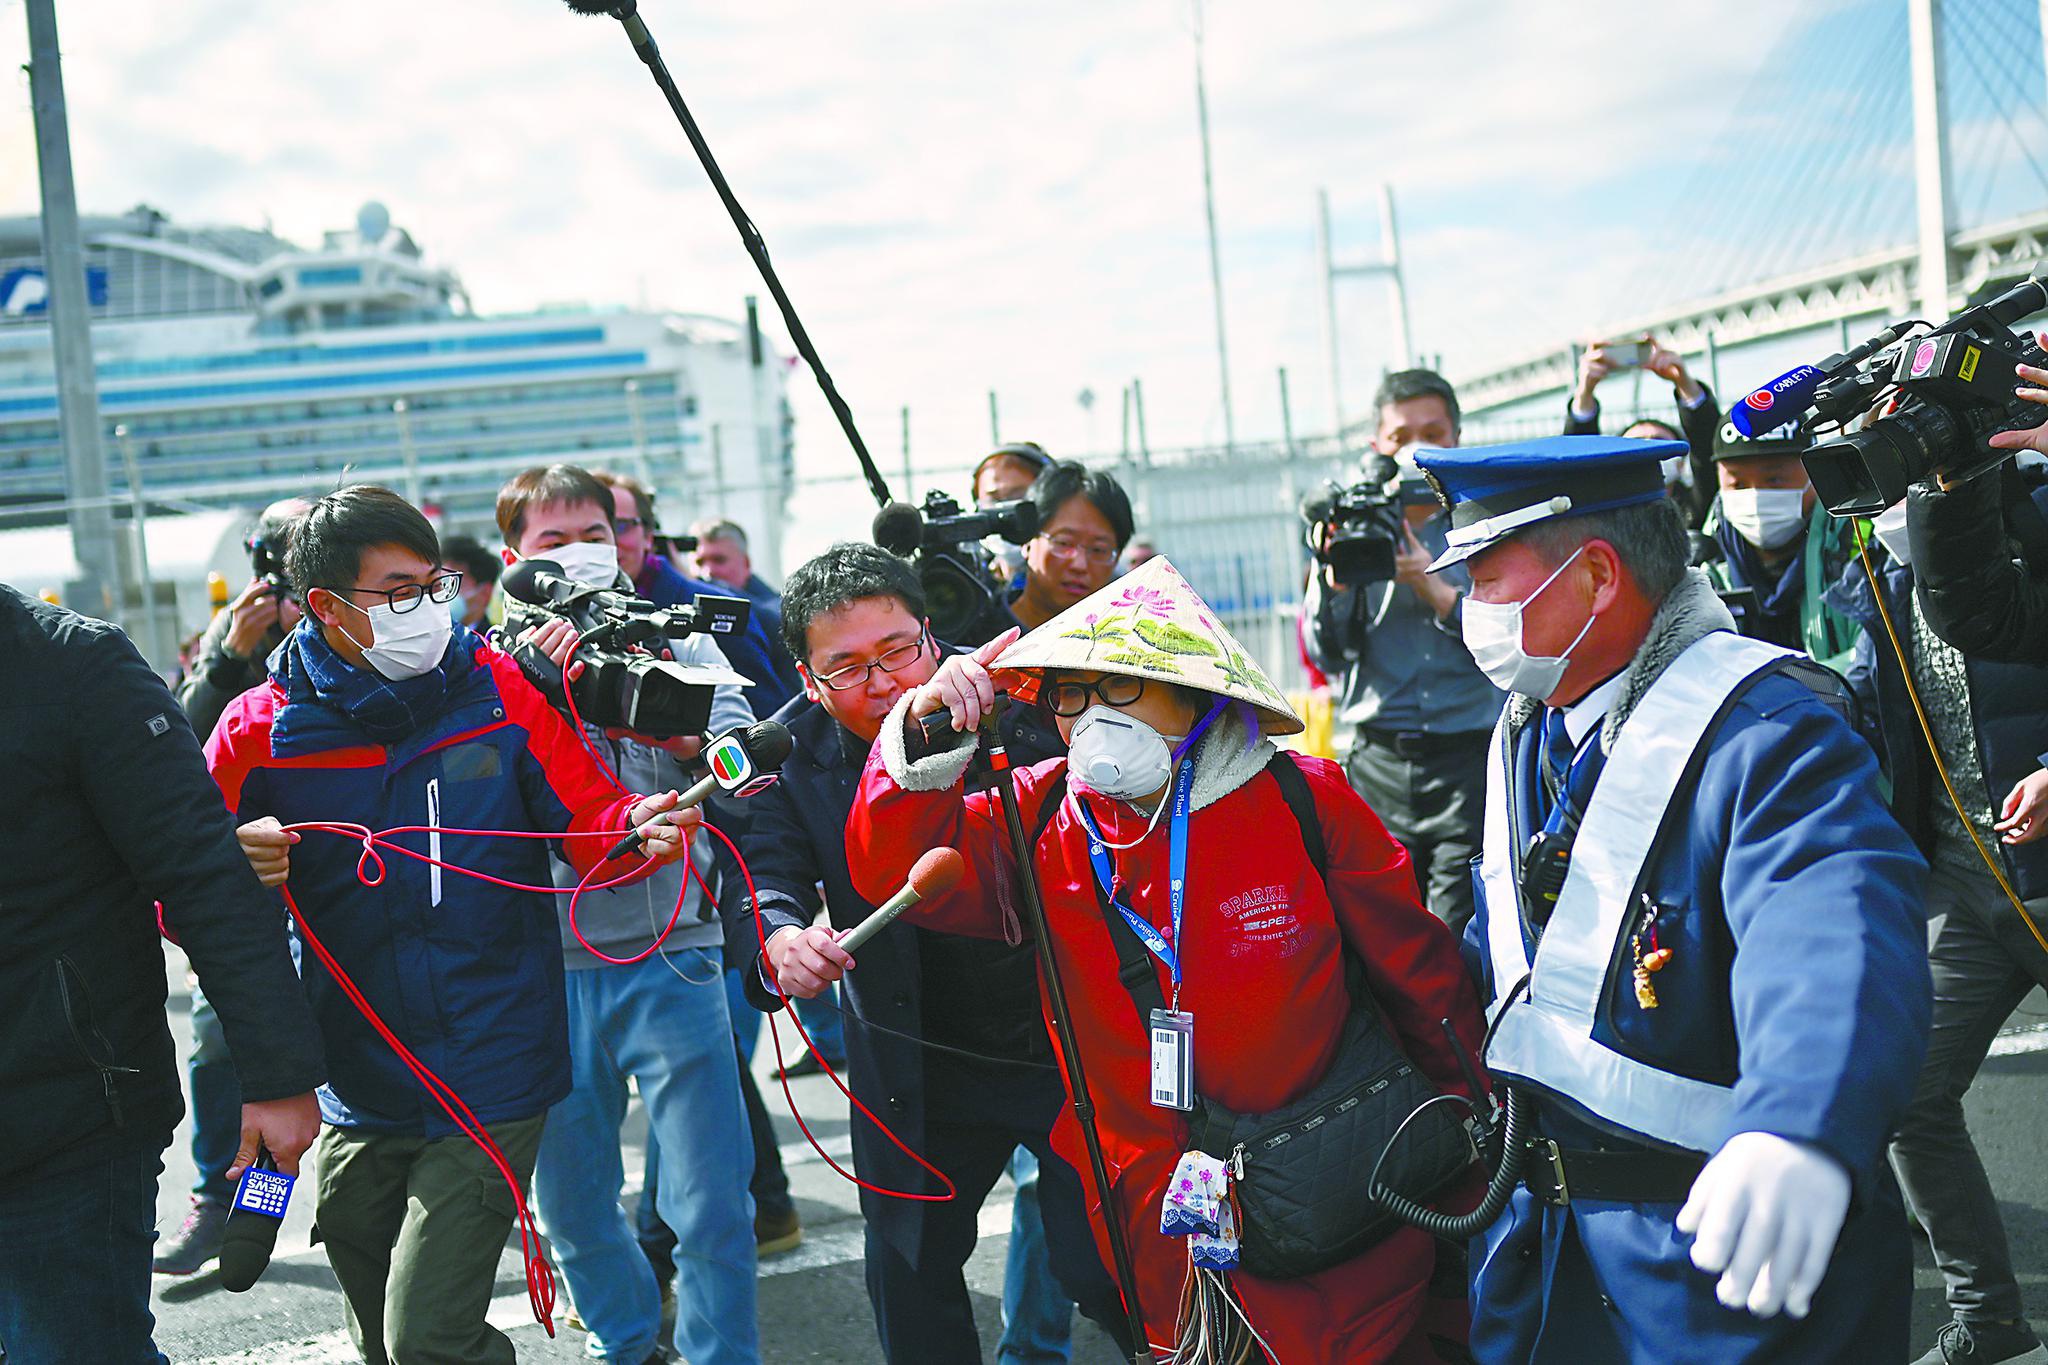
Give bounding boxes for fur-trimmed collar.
[1503,568,1737,745]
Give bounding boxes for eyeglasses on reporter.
[330,571,465,613]
[810,627,933,691]
[1035,532,1119,565]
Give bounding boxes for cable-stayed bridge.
[1456,0,2048,423]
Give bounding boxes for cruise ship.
[0,202,794,657]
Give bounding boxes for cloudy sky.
[4,0,2037,529]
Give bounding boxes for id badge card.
[1149,1009,1195,1111]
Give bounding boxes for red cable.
[706,819,959,1205]
[279,881,559,1334]
[270,805,956,1330]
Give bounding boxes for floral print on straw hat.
[994,556,1303,735]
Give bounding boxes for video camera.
[872,490,1039,644]
[1736,263,2048,517]
[1300,456,1432,588]
[500,558,751,739]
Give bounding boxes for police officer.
[1416,435,1932,1363]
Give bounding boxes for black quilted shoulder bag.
[1033,752,1478,1280]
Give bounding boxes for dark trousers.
[314,1115,547,1365]
[1890,856,2048,1324]
[1344,729,1490,937]
[0,1126,172,1365]
[637,1040,794,1280]
[865,1119,1128,1365]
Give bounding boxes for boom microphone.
[218,1150,294,1292]
[1730,364,1826,437]
[873,502,926,557]
[601,720,795,861]
[836,848,967,953]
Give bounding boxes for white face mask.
[335,597,453,681]
[1720,487,1809,550]
[539,540,621,588]
[1873,501,1911,566]
[1460,546,1595,700]
[1067,705,1175,804]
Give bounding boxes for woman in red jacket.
[777,558,1484,1363]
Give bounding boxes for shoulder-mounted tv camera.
[872,490,1039,644]
[500,558,751,739]
[1741,263,2048,517]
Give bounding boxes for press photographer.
[1564,334,1720,526]
[1302,368,1503,934]
[493,462,766,1364]
[177,497,312,735]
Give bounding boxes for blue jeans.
[187,980,242,1204]
[725,966,761,1063]
[534,949,760,1365]
[0,1127,172,1364]
[999,1147,1076,1365]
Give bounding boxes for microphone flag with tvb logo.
[710,734,754,786]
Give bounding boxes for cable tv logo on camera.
[1732,363,1826,437]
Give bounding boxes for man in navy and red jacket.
[205,484,695,1365]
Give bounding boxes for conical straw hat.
[994,556,1303,735]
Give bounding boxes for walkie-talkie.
[1520,831,1574,926]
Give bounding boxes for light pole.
[392,398,422,504]
[1190,0,1237,453]
[26,0,120,621]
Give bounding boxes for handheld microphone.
[872,502,926,557]
[602,720,794,861]
[218,1149,294,1292]
[836,848,967,954]
[1730,364,1826,437]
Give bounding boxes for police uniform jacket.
[1467,570,1932,1365]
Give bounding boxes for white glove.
[1674,1131,1850,1320]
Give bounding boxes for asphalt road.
[138,954,2048,1363]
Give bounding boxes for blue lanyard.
[1073,750,1197,996]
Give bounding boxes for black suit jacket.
[733,691,1065,1259]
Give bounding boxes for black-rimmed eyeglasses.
[1043,675,1147,717]
[335,572,464,613]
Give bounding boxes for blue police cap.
[1415,434,1685,571]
